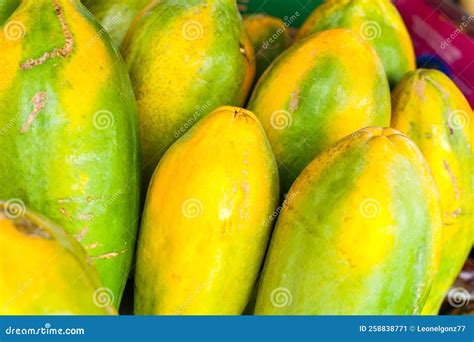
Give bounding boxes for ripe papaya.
[391,69,474,314]
[82,0,149,46]
[297,0,415,87]
[248,28,391,193]
[243,14,291,80]
[0,0,141,306]
[0,202,116,314]
[135,106,279,315]
[255,127,443,315]
[0,0,19,23]
[123,0,255,183]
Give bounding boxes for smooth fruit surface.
[135,106,279,315]
[297,0,415,87]
[248,28,391,192]
[0,202,116,315]
[391,69,474,314]
[0,0,19,23]
[255,127,442,315]
[123,0,255,182]
[0,0,141,306]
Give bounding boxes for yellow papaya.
[0,0,141,306]
[297,0,415,87]
[123,0,256,183]
[248,28,391,193]
[255,127,442,315]
[135,106,279,315]
[391,69,474,314]
[0,202,116,315]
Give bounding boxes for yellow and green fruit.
[0,0,19,23]
[135,106,279,315]
[297,0,415,87]
[391,69,474,314]
[123,0,256,182]
[0,202,116,315]
[248,28,391,192]
[255,127,442,315]
[0,0,141,306]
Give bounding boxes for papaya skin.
[82,0,149,46]
[297,0,415,88]
[391,69,474,314]
[135,106,279,315]
[0,0,141,306]
[0,202,116,315]
[255,127,443,315]
[0,0,19,23]
[248,28,391,193]
[123,0,256,183]
[243,14,291,80]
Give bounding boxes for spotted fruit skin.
[248,29,391,193]
[255,127,442,315]
[135,106,279,315]
[297,0,415,87]
[123,0,255,182]
[391,69,474,314]
[0,202,116,315]
[0,0,141,306]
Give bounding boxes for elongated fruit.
[82,0,149,46]
[255,127,442,315]
[297,0,415,87]
[391,69,474,314]
[0,202,116,315]
[135,106,279,315]
[243,14,291,79]
[248,28,391,192]
[123,0,255,182]
[0,0,19,23]
[0,0,141,306]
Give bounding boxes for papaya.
[391,69,474,314]
[82,0,149,46]
[123,0,255,183]
[0,0,141,306]
[0,0,19,23]
[297,0,415,87]
[0,202,116,315]
[243,14,291,80]
[135,106,279,315]
[248,28,391,193]
[254,127,443,315]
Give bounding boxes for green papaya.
[0,0,141,306]
[243,14,291,80]
[0,202,116,314]
[255,127,443,315]
[391,69,474,314]
[123,0,256,183]
[135,106,279,315]
[297,0,415,87]
[248,28,391,193]
[82,0,149,46]
[0,0,19,23]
